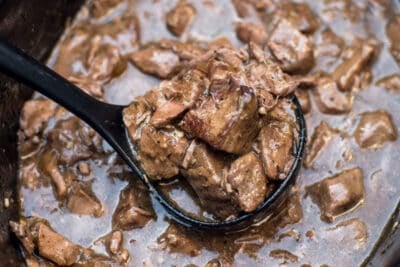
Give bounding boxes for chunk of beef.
[112,182,154,230]
[150,101,186,127]
[313,77,353,114]
[267,19,315,74]
[86,41,126,83]
[236,22,268,46]
[316,28,345,69]
[39,150,68,198]
[106,231,123,255]
[274,2,319,34]
[267,98,297,124]
[130,46,180,78]
[269,249,298,263]
[180,84,259,155]
[354,110,397,149]
[376,74,400,92]
[386,15,400,65]
[157,224,201,257]
[180,141,239,219]
[37,223,81,266]
[137,125,189,180]
[294,89,311,114]
[307,168,365,222]
[166,0,196,37]
[123,98,152,142]
[47,117,102,165]
[258,121,294,180]
[304,121,334,168]
[9,220,36,255]
[225,153,267,212]
[158,39,205,61]
[20,99,56,138]
[246,60,299,96]
[332,42,375,91]
[66,184,104,217]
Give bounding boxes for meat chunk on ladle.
[0,41,306,230]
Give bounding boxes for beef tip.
[181,141,239,219]
[157,224,201,257]
[158,39,205,61]
[123,98,152,142]
[267,97,297,124]
[246,60,299,96]
[39,150,68,198]
[267,19,315,74]
[37,223,81,266]
[86,41,126,83]
[274,2,319,34]
[313,77,353,114]
[236,22,268,46]
[316,28,345,70]
[304,121,335,168]
[48,117,98,165]
[225,152,268,212]
[137,125,189,180]
[307,168,365,222]
[20,99,56,138]
[66,184,104,217]
[332,42,375,91]
[294,89,311,114]
[180,84,259,155]
[106,230,123,255]
[258,121,294,180]
[68,75,103,98]
[166,0,196,37]
[150,101,186,128]
[376,74,400,92]
[77,162,91,176]
[113,182,154,230]
[354,110,397,149]
[130,46,180,78]
[386,15,400,65]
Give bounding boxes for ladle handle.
[0,40,123,133]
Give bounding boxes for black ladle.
[0,40,306,231]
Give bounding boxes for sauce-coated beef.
[386,15,400,65]
[268,19,315,74]
[20,99,56,138]
[166,0,196,37]
[236,22,268,46]
[354,110,397,149]
[304,121,334,168]
[307,168,365,222]
[376,74,400,92]
[180,84,259,155]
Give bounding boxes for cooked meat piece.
[268,19,315,74]
[376,74,400,92]
[150,101,186,127]
[20,99,56,138]
[307,168,365,222]
[272,193,303,228]
[68,75,103,98]
[354,110,397,149]
[66,184,104,217]
[313,77,353,114]
[316,28,345,69]
[123,98,152,142]
[180,84,259,155]
[181,141,239,219]
[158,39,205,61]
[256,89,276,114]
[106,230,123,255]
[19,159,41,190]
[89,0,121,18]
[86,42,126,83]
[236,22,268,46]
[267,98,297,124]
[225,153,267,212]
[214,46,248,69]
[274,2,319,34]
[304,121,334,168]
[37,223,81,266]
[137,125,189,180]
[9,220,36,254]
[231,0,258,18]
[130,46,180,78]
[77,162,91,176]
[294,89,311,114]
[246,60,299,96]
[39,150,68,198]
[332,42,375,91]
[258,121,294,180]
[47,117,100,165]
[158,224,201,257]
[166,0,196,37]
[113,183,154,230]
[386,15,400,65]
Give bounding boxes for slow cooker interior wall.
[0,0,84,264]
